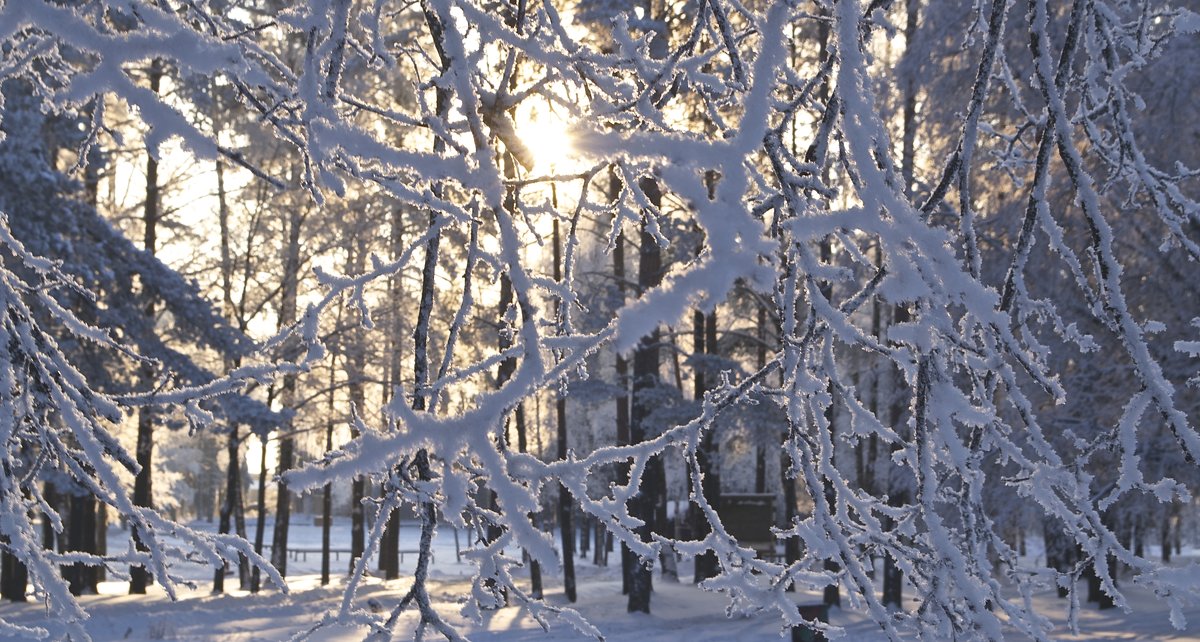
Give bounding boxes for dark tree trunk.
[579,512,590,559]
[609,172,635,596]
[754,302,768,495]
[321,400,334,586]
[214,425,241,593]
[82,139,108,591]
[42,481,57,554]
[350,212,380,577]
[1043,517,1075,598]
[130,57,163,596]
[380,506,400,579]
[628,176,666,614]
[781,452,800,590]
[269,194,305,581]
[881,0,922,610]
[881,439,909,610]
[552,217,576,602]
[1084,552,1101,603]
[1086,554,1117,609]
[0,548,26,602]
[95,502,107,584]
[516,402,542,598]
[213,150,249,590]
[320,480,332,585]
[67,492,97,595]
[882,305,912,610]
[350,473,365,575]
[593,520,607,566]
[233,486,248,589]
[1088,510,1119,609]
[819,254,839,609]
[486,272,534,600]
[378,212,406,581]
[269,429,294,579]
[692,308,721,583]
[250,432,269,593]
[1162,505,1174,563]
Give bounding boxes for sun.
[514,106,578,173]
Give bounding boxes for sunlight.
[514,105,578,173]
[245,434,278,477]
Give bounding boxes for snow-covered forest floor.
[1,518,1197,641]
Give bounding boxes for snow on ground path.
[2,571,1199,641]
[2,519,1198,640]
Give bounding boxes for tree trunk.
[270,197,305,580]
[1162,504,1175,563]
[628,176,666,614]
[212,150,249,590]
[516,402,542,597]
[67,491,98,595]
[250,431,269,593]
[95,502,107,584]
[882,0,921,610]
[130,56,163,596]
[379,211,405,580]
[754,302,768,495]
[0,547,26,602]
[321,364,335,586]
[609,171,634,596]
[214,425,240,593]
[552,216,576,602]
[576,513,585,556]
[1043,517,1074,598]
[42,481,56,556]
[819,248,840,609]
[1087,554,1117,609]
[269,424,295,580]
[882,307,912,610]
[692,308,721,583]
[593,520,607,566]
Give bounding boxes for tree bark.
[269,197,305,580]
[882,0,921,609]
[754,301,768,495]
[321,356,336,586]
[213,424,241,593]
[628,176,666,614]
[609,170,635,596]
[212,147,249,593]
[66,490,98,595]
[1043,517,1075,598]
[1162,504,1174,563]
[130,56,163,596]
[379,212,405,580]
[216,147,252,589]
[250,430,269,593]
[0,547,26,602]
[692,308,721,583]
[553,216,576,602]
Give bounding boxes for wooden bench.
[260,544,432,564]
[260,545,353,562]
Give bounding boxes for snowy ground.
[2,517,1198,641]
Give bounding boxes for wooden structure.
[716,493,777,559]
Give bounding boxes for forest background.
[0,0,1197,640]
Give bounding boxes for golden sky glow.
[514,105,579,173]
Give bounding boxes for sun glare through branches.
[0,0,1196,641]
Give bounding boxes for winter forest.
[0,0,1198,640]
